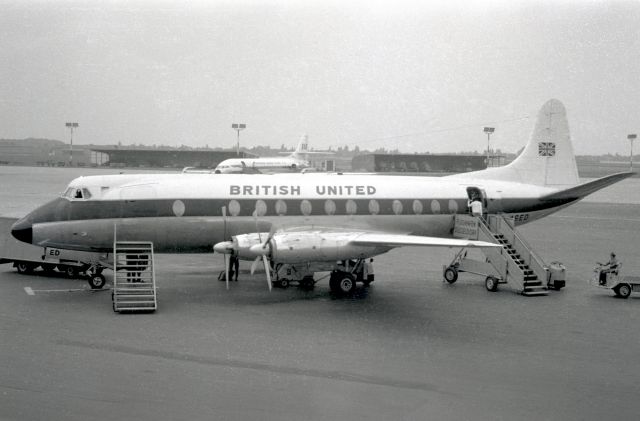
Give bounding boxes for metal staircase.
[112,241,157,312]
[453,214,549,296]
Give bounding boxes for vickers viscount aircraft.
[213,134,328,174]
[11,99,633,294]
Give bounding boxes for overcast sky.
[1,0,639,155]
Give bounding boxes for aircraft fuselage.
[11,173,573,252]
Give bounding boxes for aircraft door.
[119,185,158,218]
[465,187,487,216]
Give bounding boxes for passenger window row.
[219,198,460,217]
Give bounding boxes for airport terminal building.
[88,147,255,168]
[351,153,488,173]
[0,139,256,168]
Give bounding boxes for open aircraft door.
[466,186,503,214]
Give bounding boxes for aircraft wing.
[349,232,499,249]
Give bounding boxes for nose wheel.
[444,267,458,284]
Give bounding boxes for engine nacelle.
[268,231,387,264]
[232,232,269,259]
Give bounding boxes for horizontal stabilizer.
[350,233,500,248]
[541,172,634,201]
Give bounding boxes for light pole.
[231,123,246,156]
[629,134,637,172]
[65,122,79,166]
[483,127,495,168]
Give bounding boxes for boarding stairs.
[454,214,549,296]
[112,241,157,312]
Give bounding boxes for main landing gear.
[329,271,356,295]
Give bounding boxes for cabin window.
[413,200,423,215]
[345,199,357,215]
[392,200,403,215]
[448,199,459,214]
[172,200,186,217]
[324,200,336,215]
[275,200,287,216]
[431,200,441,214]
[255,200,267,216]
[228,200,241,217]
[368,200,379,215]
[82,188,92,199]
[300,200,312,216]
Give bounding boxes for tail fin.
[291,134,309,157]
[458,99,580,188]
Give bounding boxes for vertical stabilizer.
[291,134,309,157]
[508,99,579,187]
[454,99,580,188]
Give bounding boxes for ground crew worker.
[363,258,375,286]
[468,191,483,217]
[597,252,619,285]
[231,254,239,282]
[470,198,483,217]
[218,254,240,282]
[227,254,239,282]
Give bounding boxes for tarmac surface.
[1,201,639,420]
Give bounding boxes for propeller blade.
[250,256,260,275]
[221,205,228,286]
[253,210,263,244]
[263,255,272,292]
[224,254,229,290]
[263,224,277,247]
[222,205,227,237]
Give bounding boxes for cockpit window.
[63,187,75,198]
[62,187,92,200]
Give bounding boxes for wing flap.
[350,233,499,248]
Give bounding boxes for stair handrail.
[475,217,526,292]
[495,215,548,285]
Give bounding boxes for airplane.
[213,134,327,174]
[11,99,633,295]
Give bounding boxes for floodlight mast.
[231,123,246,156]
[65,122,79,166]
[629,134,637,172]
[483,127,495,168]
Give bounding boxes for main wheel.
[42,263,57,274]
[329,272,356,295]
[88,274,106,290]
[64,266,77,278]
[614,283,631,299]
[16,262,35,274]
[299,276,315,291]
[278,279,290,289]
[485,276,499,292]
[444,267,458,284]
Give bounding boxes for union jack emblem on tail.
[538,142,556,156]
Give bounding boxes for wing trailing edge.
[350,233,500,249]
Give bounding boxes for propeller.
[213,238,234,290]
[252,210,273,292]
[220,206,230,290]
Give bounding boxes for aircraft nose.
[11,218,33,244]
